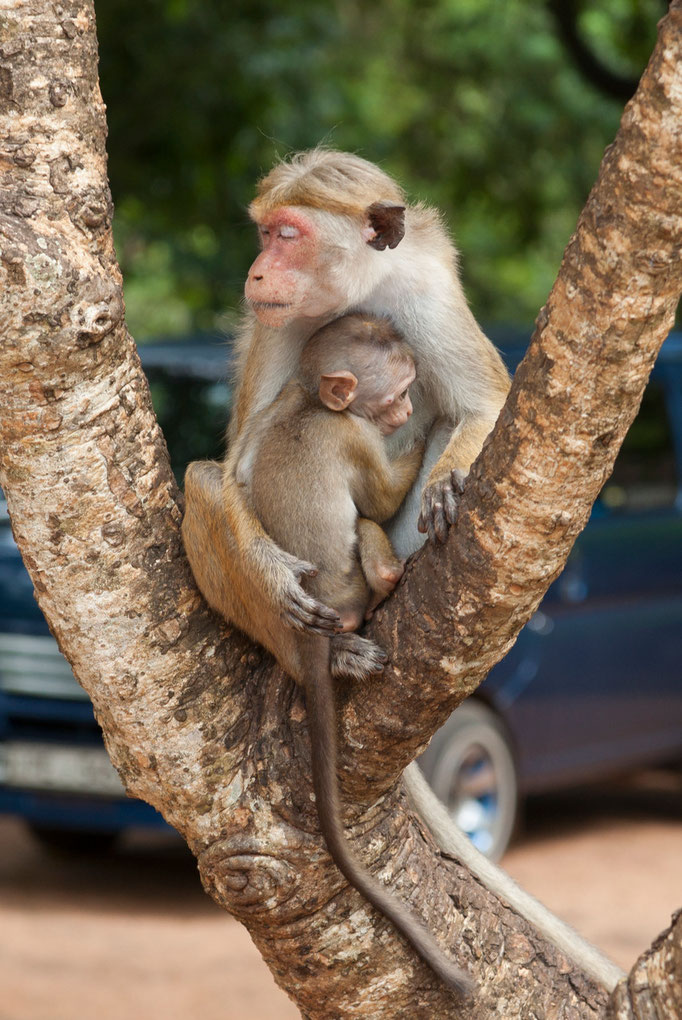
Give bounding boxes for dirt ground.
[1,770,680,1020]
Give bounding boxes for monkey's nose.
[253,274,264,281]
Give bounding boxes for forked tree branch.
[1,1,681,1017]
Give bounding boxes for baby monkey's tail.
[301,634,474,999]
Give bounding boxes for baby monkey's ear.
[319,371,358,411]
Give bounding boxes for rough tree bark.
[0,1,680,1018]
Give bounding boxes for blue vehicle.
[1,334,681,857]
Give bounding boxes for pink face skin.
[245,208,341,327]
[357,364,416,436]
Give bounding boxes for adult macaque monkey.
[182,149,624,991]
[184,148,512,666]
[246,313,473,995]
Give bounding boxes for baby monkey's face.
[355,360,416,436]
[315,341,416,436]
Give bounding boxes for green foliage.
[95,0,658,338]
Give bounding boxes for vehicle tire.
[28,825,119,856]
[418,700,518,861]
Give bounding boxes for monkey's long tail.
[303,635,474,998]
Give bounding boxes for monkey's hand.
[418,468,467,544]
[252,538,343,635]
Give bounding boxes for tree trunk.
[0,1,680,1017]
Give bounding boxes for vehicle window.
[147,371,231,483]
[600,380,677,512]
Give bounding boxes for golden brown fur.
[249,148,405,221]
[250,380,420,633]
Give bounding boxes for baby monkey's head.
[299,314,415,436]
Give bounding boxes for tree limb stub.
[605,911,682,1020]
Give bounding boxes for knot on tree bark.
[73,291,123,347]
[198,831,338,924]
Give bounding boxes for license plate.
[0,742,125,797]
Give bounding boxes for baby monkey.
[250,313,419,635]
[248,314,474,997]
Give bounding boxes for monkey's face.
[356,362,416,436]
[245,207,348,327]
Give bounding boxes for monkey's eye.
[399,389,409,400]
[279,224,299,239]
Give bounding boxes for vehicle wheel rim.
[430,724,517,860]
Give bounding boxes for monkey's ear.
[319,371,358,411]
[363,202,406,250]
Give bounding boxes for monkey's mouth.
[249,300,292,311]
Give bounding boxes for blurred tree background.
[95,0,663,342]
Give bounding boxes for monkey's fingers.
[450,466,467,492]
[281,555,342,629]
[417,492,429,535]
[279,550,319,581]
[443,468,466,525]
[418,483,449,543]
[442,482,459,526]
[263,545,342,633]
[444,468,468,525]
[419,470,468,542]
[282,588,342,632]
[281,612,341,636]
[287,582,342,629]
[281,595,342,635]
